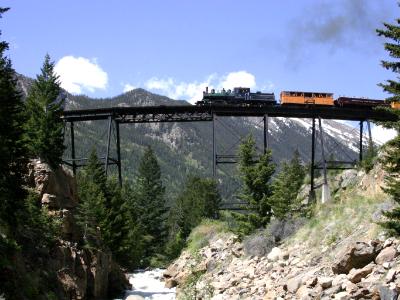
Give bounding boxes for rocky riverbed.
[162,164,400,299]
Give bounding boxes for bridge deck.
[62,104,398,123]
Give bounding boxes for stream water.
[123,269,176,300]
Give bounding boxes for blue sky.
[2,0,398,103]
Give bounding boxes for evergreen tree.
[234,135,275,235]
[25,54,65,168]
[121,182,145,268]
[376,17,400,234]
[171,176,221,239]
[0,7,27,226]
[77,150,145,267]
[0,8,30,297]
[76,150,107,248]
[270,150,306,219]
[134,146,167,261]
[103,178,131,263]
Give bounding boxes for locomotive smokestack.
[206,86,208,93]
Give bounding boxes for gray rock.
[334,291,349,300]
[386,269,396,283]
[339,169,358,189]
[286,277,302,293]
[378,285,398,300]
[319,276,333,289]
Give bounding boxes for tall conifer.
[76,150,107,248]
[235,135,275,235]
[25,54,65,168]
[270,150,305,219]
[135,146,167,260]
[376,18,400,234]
[0,7,27,226]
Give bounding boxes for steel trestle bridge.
[62,104,398,204]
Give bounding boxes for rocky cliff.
[163,164,400,299]
[28,159,128,299]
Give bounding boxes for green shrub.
[186,219,228,254]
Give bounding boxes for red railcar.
[334,97,390,109]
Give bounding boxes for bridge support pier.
[212,113,217,177]
[105,116,112,177]
[70,121,77,175]
[263,114,269,153]
[309,118,316,202]
[318,117,330,203]
[115,120,122,187]
[359,121,364,161]
[367,120,373,150]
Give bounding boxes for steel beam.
[116,120,122,187]
[318,117,330,203]
[367,120,373,152]
[105,116,112,176]
[70,122,77,175]
[359,121,364,161]
[318,118,328,185]
[310,118,316,202]
[212,113,217,177]
[263,114,269,154]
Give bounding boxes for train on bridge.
[197,87,400,110]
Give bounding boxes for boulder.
[267,247,282,262]
[334,291,350,300]
[263,290,277,300]
[378,284,398,300]
[305,276,318,287]
[296,285,313,299]
[29,160,78,209]
[87,249,111,299]
[339,169,358,189]
[332,241,382,274]
[375,246,398,265]
[165,278,178,288]
[319,276,333,289]
[385,269,396,283]
[41,193,59,208]
[332,274,348,287]
[347,263,375,283]
[286,277,302,293]
[108,261,130,296]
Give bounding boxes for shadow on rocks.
[243,217,306,257]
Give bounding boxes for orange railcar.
[391,101,400,110]
[280,91,334,106]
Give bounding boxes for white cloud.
[220,71,256,90]
[54,56,108,94]
[144,71,270,104]
[371,124,397,144]
[123,83,136,92]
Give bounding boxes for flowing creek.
[122,269,176,300]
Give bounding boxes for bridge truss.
[62,104,398,202]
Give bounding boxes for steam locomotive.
[196,87,276,106]
[196,87,399,110]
